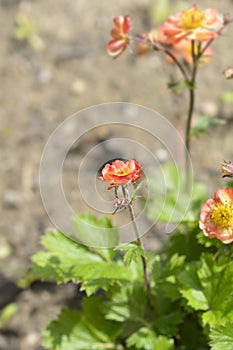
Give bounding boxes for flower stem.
[121,186,153,308]
[132,35,189,81]
[184,40,198,190]
[128,203,154,308]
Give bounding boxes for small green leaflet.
[209,323,233,350]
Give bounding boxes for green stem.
[184,40,198,190]
[184,20,233,184]
[184,83,195,191]
[128,203,154,308]
[121,186,153,308]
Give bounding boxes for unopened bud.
[222,161,233,178]
[223,67,233,80]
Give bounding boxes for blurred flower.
[162,5,224,44]
[222,161,233,178]
[137,27,212,64]
[106,15,131,58]
[199,188,233,244]
[171,39,212,64]
[99,158,143,190]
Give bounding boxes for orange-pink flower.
[162,4,224,44]
[106,15,131,59]
[99,159,143,190]
[199,188,233,244]
[170,39,212,64]
[137,27,212,65]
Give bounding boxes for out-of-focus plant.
[0,303,18,329]
[107,5,231,189]
[13,14,45,51]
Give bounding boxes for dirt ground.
[0,0,232,349]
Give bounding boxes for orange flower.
[99,159,143,190]
[106,16,131,58]
[162,5,224,44]
[222,161,233,178]
[170,39,212,64]
[199,188,233,244]
[137,27,212,65]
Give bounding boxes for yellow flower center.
[181,8,204,30]
[211,203,233,228]
[116,167,130,176]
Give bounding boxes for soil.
[0,0,232,349]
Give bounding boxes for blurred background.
[0,0,232,348]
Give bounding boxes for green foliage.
[224,180,233,190]
[152,253,185,301]
[42,297,122,350]
[126,328,174,350]
[150,0,189,24]
[167,225,208,262]
[191,115,225,137]
[14,14,45,50]
[179,253,233,327]
[146,163,207,223]
[209,323,233,350]
[29,229,132,296]
[28,211,233,349]
[116,242,145,267]
[167,81,195,93]
[104,284,147,325]
[0,303,18,328]
[72,213,119,253]
[177,314,209,350]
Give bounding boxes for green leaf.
[104,284,147,324]
[178,314,209,350]
[116,242,145,267]
[0,303,18,328]
[82,297,122,342]
[79,262,132,296]
[180,288,208,310]
[152,336,174,350]
[152,253,185,301]
[179,254,233,326]
[72,213,119,256]
[146,163,207,223]
[154,311,183,338]
[126,327,156,350]
[167,225,208,262]
[191,115,225,137]
[196,231,223,249]
[167,81,194,93]
[42,297,122,350]
[29,230,132,295]
[126,327,174,350]
[224,181,233,190]
[209,323,233,350]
